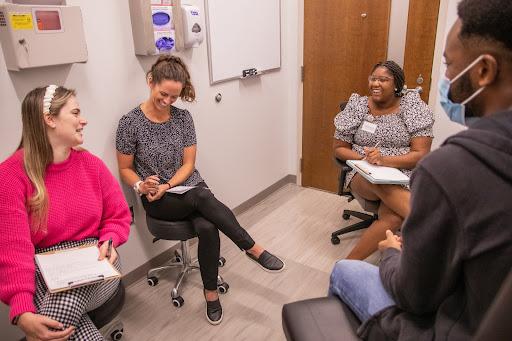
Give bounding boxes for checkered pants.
[35,239,121,341]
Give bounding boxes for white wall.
[428,0,466,148]
[0,0,300,337]
[387,0,410,66]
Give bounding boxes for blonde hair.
[147,54,195,102]
[18,86,76,231]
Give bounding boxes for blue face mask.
[439,55,486,125]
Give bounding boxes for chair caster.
[218,257,226,267]
[342,213,351,220]
[331,236,341,245]
[110,328,123,341]
[147,276,159,286]
[172,296,184,307]
[174,250,182,263]
[218,282,229,294]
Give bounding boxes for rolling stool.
[145,215,229,307]
[88,282,126,341]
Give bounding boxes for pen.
[106,238,113,259]
[363,141,381,160]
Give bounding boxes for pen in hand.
[363,141,381,160]
[106,238,113,259]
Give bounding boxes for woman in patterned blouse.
[115,55,284,325]
[333,61,434,260]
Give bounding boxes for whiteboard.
[205,0,281,84]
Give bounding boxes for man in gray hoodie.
[329,0,512,339]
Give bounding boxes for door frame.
[297,0,448,188]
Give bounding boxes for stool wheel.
[218,257,226,267]
[147,276,159,286]
[110,328,123,341]
[218,282,229,294]
[331,236,341,245]
[172,296,184,308]
[173,250,182,263]
[342,213,350,220]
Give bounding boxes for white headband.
[42,85,58,114]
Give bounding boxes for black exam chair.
[145,215,229,307]
[282,270,512,341]
[331,101,379,245]
[88,282,126,341]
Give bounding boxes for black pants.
[141,182,255,290]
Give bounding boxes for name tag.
[361,121,377,134]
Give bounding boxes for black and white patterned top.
[334,91,434,189]
[116,106,203,186]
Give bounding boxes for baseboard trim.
[122,174,296,287]
[232,174,297,215]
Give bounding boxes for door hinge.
[301,66,304,82]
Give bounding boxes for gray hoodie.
[359,111,512,340]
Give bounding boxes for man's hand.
[378,229,402,252]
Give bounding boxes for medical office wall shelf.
[0,0,88,71]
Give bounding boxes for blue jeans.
[328,260,396,322]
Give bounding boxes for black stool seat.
[282,297,361,341]
[146,216,197,241]
[88,282,125,329]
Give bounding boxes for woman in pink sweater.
[0,85,131,340]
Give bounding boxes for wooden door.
[403,0,441,103]
[302,0,391,192]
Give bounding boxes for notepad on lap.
[35,244,121,293]
[347,160,409,185]
[165,185,196,194]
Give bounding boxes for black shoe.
[246,250,285,273]
[205,299,223,325]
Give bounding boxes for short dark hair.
[458,0,512,51]
[371,60,405,97]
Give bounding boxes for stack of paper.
[35,244,120,293]
[347,160,409,185]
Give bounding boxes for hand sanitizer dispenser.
[181,4,203,48]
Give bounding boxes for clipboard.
[347,160,410,185]
[35,244,121,293]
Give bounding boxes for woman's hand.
[146,184,170,202]
[98,240,118,264]
[18,312,75,341]
[364,147,384,165]
[139,175,160,195]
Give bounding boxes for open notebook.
[347,160,410,185]
[35,244,121,293]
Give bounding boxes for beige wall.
[0,0,300,338]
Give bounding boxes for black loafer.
[246,250,285,273]
[205,299,223,325]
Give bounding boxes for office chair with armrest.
[331,100,380,245]
[282,269,512,341]
[145,215,229,308]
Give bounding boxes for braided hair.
[147,55,195,102]
[371,60,405,97]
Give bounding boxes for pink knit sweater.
[0,149,131,321]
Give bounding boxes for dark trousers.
[141,182,255,290]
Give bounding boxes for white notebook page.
[35,244,119,292]
[348,160,409,182]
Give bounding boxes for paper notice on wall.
[151,5,175,53]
